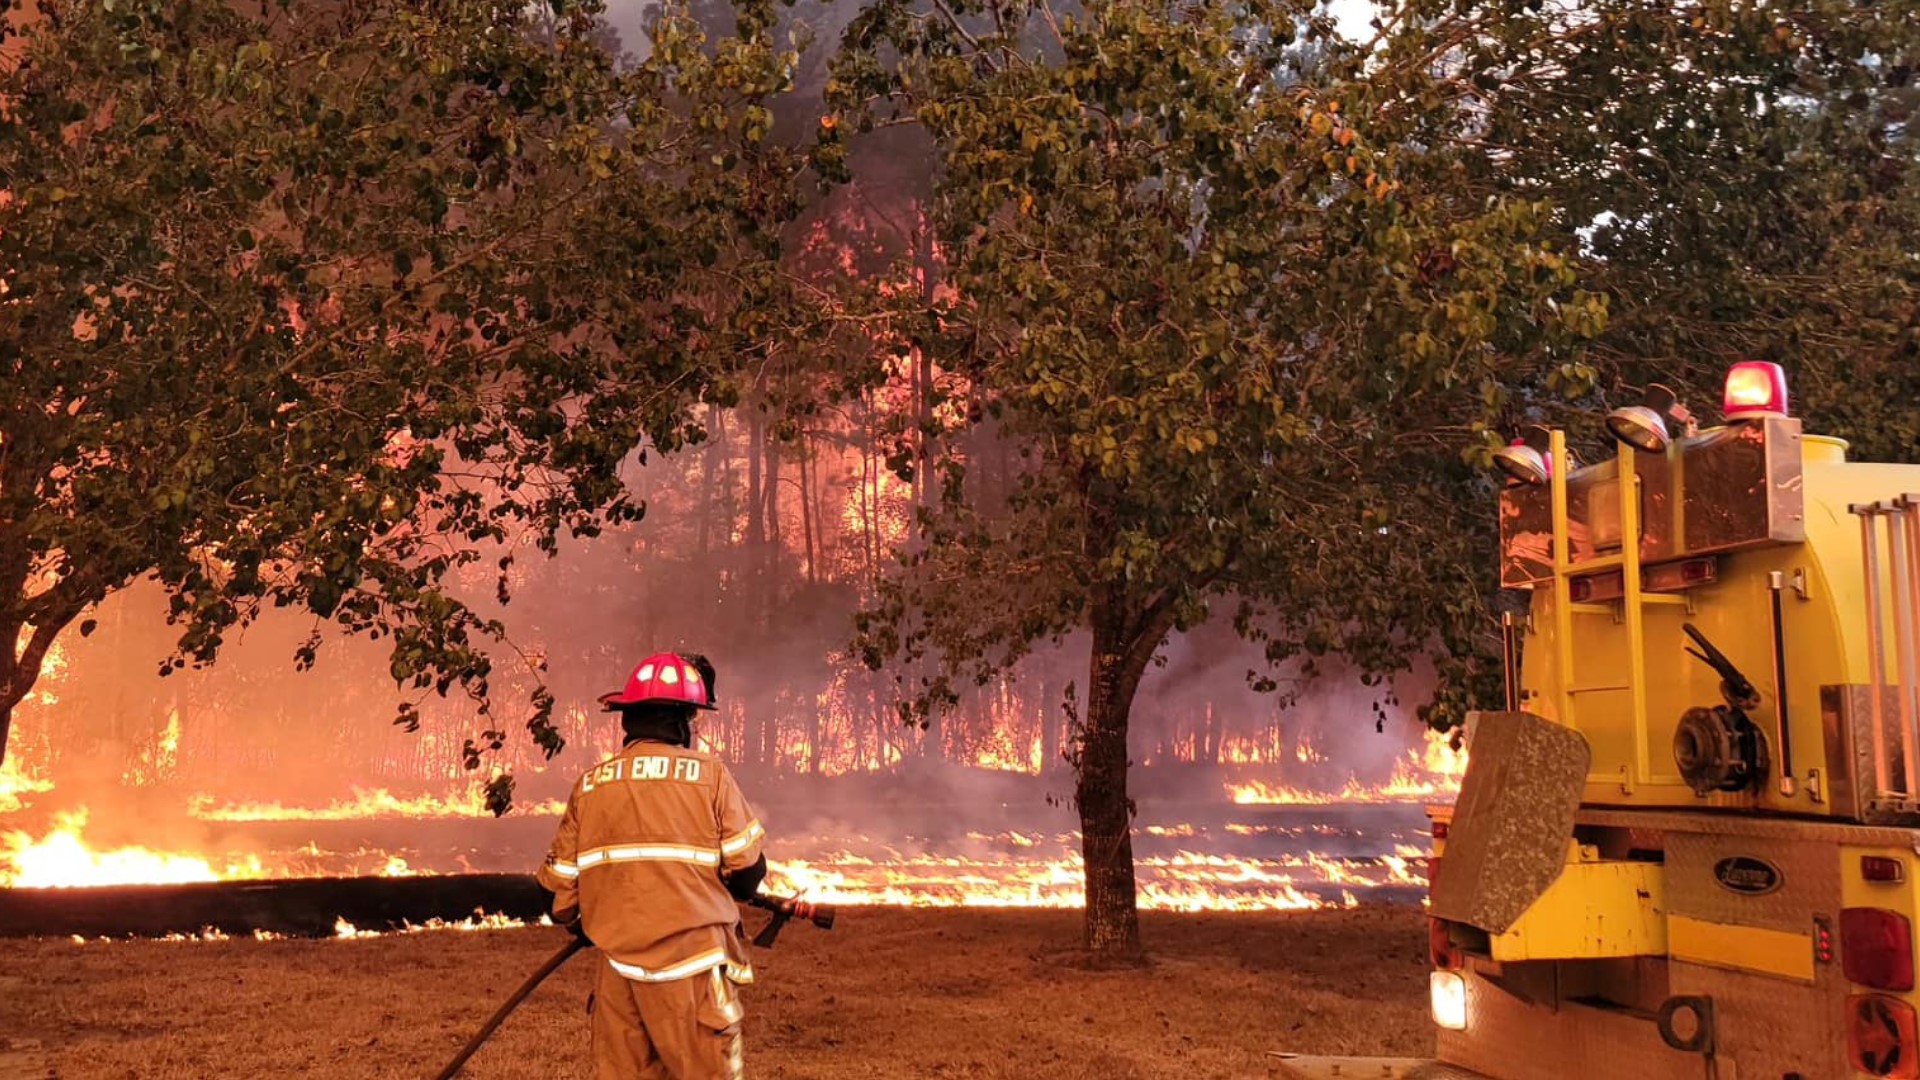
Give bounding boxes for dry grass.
[0,906,1431,1079]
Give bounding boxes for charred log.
[0,873,550,939]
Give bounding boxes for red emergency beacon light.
[1723,361,1789,421]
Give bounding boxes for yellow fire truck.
[1276,362,1920,1080]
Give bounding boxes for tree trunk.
[864,397,884,590]
[746,412,765,552]
[742,412,766,767]
[0,634,18,770]
[1077,605,1150,963]
[764,435,783,587]
[0,608,73,770]
[798,437,818,585]
[697,405,724,556]
[1040,677,1059,775]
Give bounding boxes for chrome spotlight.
[1605,384,1693,454]
[1492,425,1556,485]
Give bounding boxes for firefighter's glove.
[566,917,592,946]
[723,854,769,903]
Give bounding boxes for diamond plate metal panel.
[1267,1057,1489,1080]
[1665,831,1840,934]
[1669,960,1846,1080]
[1430,711,1589,933]
[1576,805,1920,847]
[1435,968,1708,1080]
[1828,682,1920,825]
[1577,812,1851,1078]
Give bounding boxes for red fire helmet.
[599,652,716,711]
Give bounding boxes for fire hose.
[431,893,835,1080]
[431,934,587,1080]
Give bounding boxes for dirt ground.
[0,906,1431,1079]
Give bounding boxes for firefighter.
[535,651,768,1080]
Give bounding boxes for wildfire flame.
[0,813,452,888]
[1,810,266,888]
[65,913,550,945]
[332,912,543,938]
[758,827,1430,912]
[72,928,288,945]
[123,713,184,786]
[3,808,1433,914]
[188,786,566,822]
[1225,728,1466,806]
[0,757,52,815]
[763,852,1366,912]
[2,724,1460,913]
[967,731,1043,773]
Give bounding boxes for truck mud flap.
[1267,1055,1490,1080]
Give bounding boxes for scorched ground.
[0,906,1429,1079]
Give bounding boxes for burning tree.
[0,0,806,785]
[823,0,1606,960]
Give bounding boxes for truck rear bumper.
[1267,1056,1489,1080]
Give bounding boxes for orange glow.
[122,712,183,786]
[967,730,1042,773]
[5,653,1453,913]
[13,811,1427,909]
[763,852,1362,912]
[187,786,566,822]
[1216,737,1275,765]
[0,809,471,887]
[1418,726,1469,775]
[5,799,1433,912]
[0,757,52,814]
[1,810,266,888]
[1227,728,1466,806]
[756,825,1430,912]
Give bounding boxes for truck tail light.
[1431,970,1467,1031]
[1864,856,1908,883]
[1724,360,1789,420]
[1844,908,1917,991]
[1429,918,1462,970]
[1643,558,1718,593]
[1430,821,1449,840]
[1570,570,1624,603]
[1849,994,1920,1078]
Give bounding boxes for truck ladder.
[1848,494,1920,807]
[1545,430,1675,792]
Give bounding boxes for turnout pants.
[591,957,745,1080]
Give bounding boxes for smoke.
[7,491,1444,816]
[3,450,1449,899]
